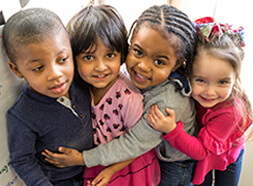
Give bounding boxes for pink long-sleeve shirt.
[163,98,252,184]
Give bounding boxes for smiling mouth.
[133,71,149,82]
[93,74,108,79]
[200,96,216,102]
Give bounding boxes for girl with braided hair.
[148,17,253,185]
[43,5,197,186]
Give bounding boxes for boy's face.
[9,32,74,98]
[126,27,179,89]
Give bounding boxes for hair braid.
[129,5,197,78]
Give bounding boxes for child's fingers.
[165,108,175,118]
[86,181,93,186]
[147,113,155,126]
[153,105,166,119]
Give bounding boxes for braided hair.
[129,5,197,78]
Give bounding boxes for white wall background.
[1,0,252,185]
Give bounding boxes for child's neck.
[91,75,119,105]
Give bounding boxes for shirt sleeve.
[163,122,209,160]
[83,111,163,167]
[198,108,241,155]
[163,107,242,160]
[8,114,53,186]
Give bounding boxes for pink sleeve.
[163,122,209,160]
[198,108,241,155]
[163,106,243,160]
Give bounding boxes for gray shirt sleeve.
[83,114,162,167]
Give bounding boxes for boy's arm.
[8,115,53,186]
[90,159,135,186]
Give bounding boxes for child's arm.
[147,103,247,160]
[43,115,162,168]
[147,104,177,134]
[42,146,85,167]
[90,159,135,186]
[147,104,208,160]
[8,115,54,186]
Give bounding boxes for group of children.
[3,3,253,186]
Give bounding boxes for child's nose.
[47,64,62,81]
[137,59,151,72]
[204,85,216,96]
[95,60,107,72]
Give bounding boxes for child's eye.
[219,80,229,85]
[84,55,93,61]
[133,49,143,57]
[196,79,205,83]
[154,59,165,66]
[107,53,115,59]
[59,57,68,63]
[32,65,44,72]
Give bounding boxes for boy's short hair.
[3,8,67,63]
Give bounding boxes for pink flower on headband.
[194,17,245,47]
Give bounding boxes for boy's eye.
[32,65,44,72]
[107,53,115,59]
[59,57,68,63]
[154,59,165,66]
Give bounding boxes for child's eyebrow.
[56,49,69,56]
[133,44,143,52]
[157,55,170,60]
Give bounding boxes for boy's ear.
[172,59,186,72]
[8,61,23,79]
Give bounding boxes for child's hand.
[90,167,115,186]
[41,147,85,167]
[147,104,177,134]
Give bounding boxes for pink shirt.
[91,73,143,144]
[84,73,160,186]
[163,98,252,184]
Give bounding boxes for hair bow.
[194,17,245,47]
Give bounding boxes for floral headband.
[194,17,245,47]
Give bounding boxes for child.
[147,17,253,185]
[43,5,197,185]
[65,4,161,185]
[3,8,93,186]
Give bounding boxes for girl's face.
[126,26,179,89]
[76,37,121,93]
[9,32,74,98]
[191,49,236,108]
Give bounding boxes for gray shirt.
[83,79,196,167]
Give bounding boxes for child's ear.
[172,59,186,72]
[8,61,23,79]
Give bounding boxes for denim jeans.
[197,148,244,186]
[52,172,84,186]
[158,159,195,186]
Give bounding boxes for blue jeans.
[196,149,244,186]
[158,159,195,186]
[52,172,84,186]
